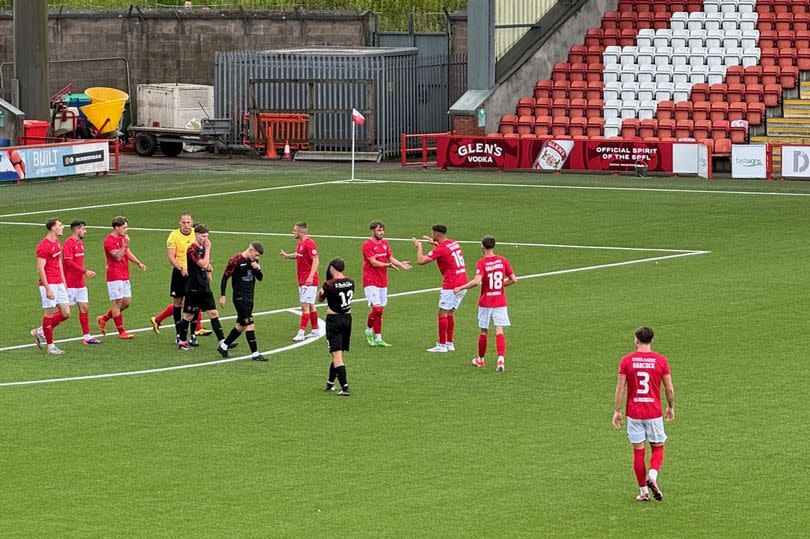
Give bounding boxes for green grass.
[1,164,808,536]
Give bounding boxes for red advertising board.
[578,140,674,172]
[437,136,520,169]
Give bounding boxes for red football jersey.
[62,236,87,288]
[104,233,130,281]
[361,238,392,287]
[296,236,319,286]
[475,255,514,308]
[36,238,63,286]
[618,351,671,420]
[426,239,467,289]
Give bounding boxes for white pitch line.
[0,221,701,254]
[0,248,707,356]
[370,178,810,198]
[0,179,348,218]
[0,314,325,388]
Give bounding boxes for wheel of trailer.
[134,133,158,157]
[160,141,183,157]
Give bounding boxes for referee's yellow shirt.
[166,229,195,270]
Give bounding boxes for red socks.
[478,334,487,358]
[155,304,174,323]
[299,312,309,330]
[101,310,113,323]
[79,312,90,335]
[309,310,319,331]
[195,310,203,332]
[496,334,506,356]
[113,314,125,335]
[438,315,448,344]
[372,307,383,334]
[633,448,647,486]
[446,314,455,342]
[43,312,67,345]
[650,445,664,473]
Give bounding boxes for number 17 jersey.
[476,255,514,308]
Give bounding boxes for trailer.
[130,118,245,157]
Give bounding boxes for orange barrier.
[252,113,310,153]
[400,133,445,167]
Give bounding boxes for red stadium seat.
[778,48,796,69]
[675,119,694,139]
[569,63,587,82]
[777,30,795,50]
[675,101,693,121]
[762,66,781,86]
[586,99,605,119]
[533,98,552,117]
[569,117,588,137]
[636,12,654,30]
[586,28,603,47]
[653,12,671,30]
[602,11,620,30]
[726,65,744,85]
[759,30,777,49]
[533,116,552,136]
[552,63,570,82]
[698,139,714,153]
[570,81,588,100]
[657,119,676,139]
[498,115,518,135]
[533,79,553,99]
[714,138,732,156]
[710,102,729,121]
[693,101,711,121]
[621,118,640,138]
[657,101,675,121]
[774,0,791,15]
[691,83,709,102]
[708,84,727,104]
[586,63,604,83]
[586,46,605,64]
[639,119,658,139]
[728,102,747,122]
[729,122,747,144]
[570,98,588,119]
[796,30,810,49]
[744,66,763,86]
[552,98,570,118]
[781,66,798,89]
[711,120,730,141]
[603,29,621,47]
[552,81,570,100]
[728,84,745,104]
[586,81,604,100]
[775,13,794,32]
[747,102,765,125]
[761,48,779,67]
[758,13,775,32]
[586,117,605,137]
[763,84,782,108]
[619,29,637,47]
[551,117,570,137]
[798,48,810,70]
[619,11,637,30]
[693,120,711,141]
[516,97,535,116]
[516,115,535,135]
[569,45,587,64]
[797,13,810,32]
[745,84,764,105]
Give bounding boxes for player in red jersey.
[612,327,676,502]
[97,216,146,339]
[412,224,468,353]
[454,236,516,372]
[279,222,320,341]
[361,220,411,347]
[31,218,71,355]
[61,220,101,345]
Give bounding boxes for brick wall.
[451,114,484,136]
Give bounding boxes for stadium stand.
[493,0,810,158]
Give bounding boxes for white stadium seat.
[620,65,639,84]
[726,47,744,67]
[741,30,759,50]
[671,29,688,49]
[638,82,656,102]
[673,82,691,103]
[707,47,725,67]
[604,100,622,120]
[742,48,761,68]
[604,82,621,101]
[740,12,758,31]
[671,12,688,31]
[688,30,706,49]
[620,47,638,66]
[722,13,741,31]
[705,12,722,32]
[655,47,673,67]
[637,46,655,66]
[688,12,705,31]
[704,0,721,14]
[673,65,691,84]
[705,33,722,49]
[604,117,622,137]
[690,65,709,84]
[639,100,657,121]
[655,64,674,84]
[620,100,640,120]
[655,82,675,101]
[621,82,639,101]
[708,64,728,84]
[638,64,656,84]
[637,29,655,48]
[724,29,742,49]
[738,0,755,14]
[672,47,689,67]
[689,48,708,68]
[604,65,621,84]
[603,46,621,66]
[720,1,739,15]
[654,29,672,48]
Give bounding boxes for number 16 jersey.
[476,255,514,308]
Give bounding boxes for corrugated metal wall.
[495,0,557,59]
[215,48,466,159]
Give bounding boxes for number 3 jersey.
[475,255,514,308]
[321,277,355,314]
[618,351,671,420]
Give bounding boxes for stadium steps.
[782,99,810,118]
[801,81,810,100]
[765,117,810,137]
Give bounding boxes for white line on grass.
[360,178,810,198]
[0,249,707,387]
[0,179,349,218]
[0,221,702,254]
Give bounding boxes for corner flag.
[352,108,365,126]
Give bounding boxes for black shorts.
[170,268,187,298]
[183,289,215,314]
[326,313,352,353]
[234,299,254,326]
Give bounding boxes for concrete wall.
[484,0,616,133]
[0,9,377,119]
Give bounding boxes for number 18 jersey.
[476,255,514,308]
[618,351,671,420]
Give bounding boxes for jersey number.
[338,290,353,308]
[452,250,465,268]
[487,271,504,290]
[636,372,650,395]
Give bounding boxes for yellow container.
[85,87,129,103]
[81,98,127,134]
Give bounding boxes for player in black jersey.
[176,224,227,352]
[318,257,354,396]
[217,241,265,361]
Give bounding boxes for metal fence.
[215,48,466,159]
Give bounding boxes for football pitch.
[0,163,807,536]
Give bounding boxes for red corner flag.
[352,108,365,126]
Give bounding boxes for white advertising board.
[731,144,767,179]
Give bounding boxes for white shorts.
[39,284,69,309]
[67,287,89,305]
[627,417,668,444]
[477,306,511,329]
[364,286,388,307]
[439,288,466,310]
[107,280,132,300]
[299,285,318,305]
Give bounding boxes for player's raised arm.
[390,255,411,271]
[612,373,627,429]
[411,238,432,265]
[454,273,483,294]
[663,374,675,422]
[279,249,298,259]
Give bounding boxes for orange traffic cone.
[283,140,292,160]
[263,125,278,160]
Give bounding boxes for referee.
[218,241,265,361]
[319,258,354,396]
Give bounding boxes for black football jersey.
[321,277,354,314]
